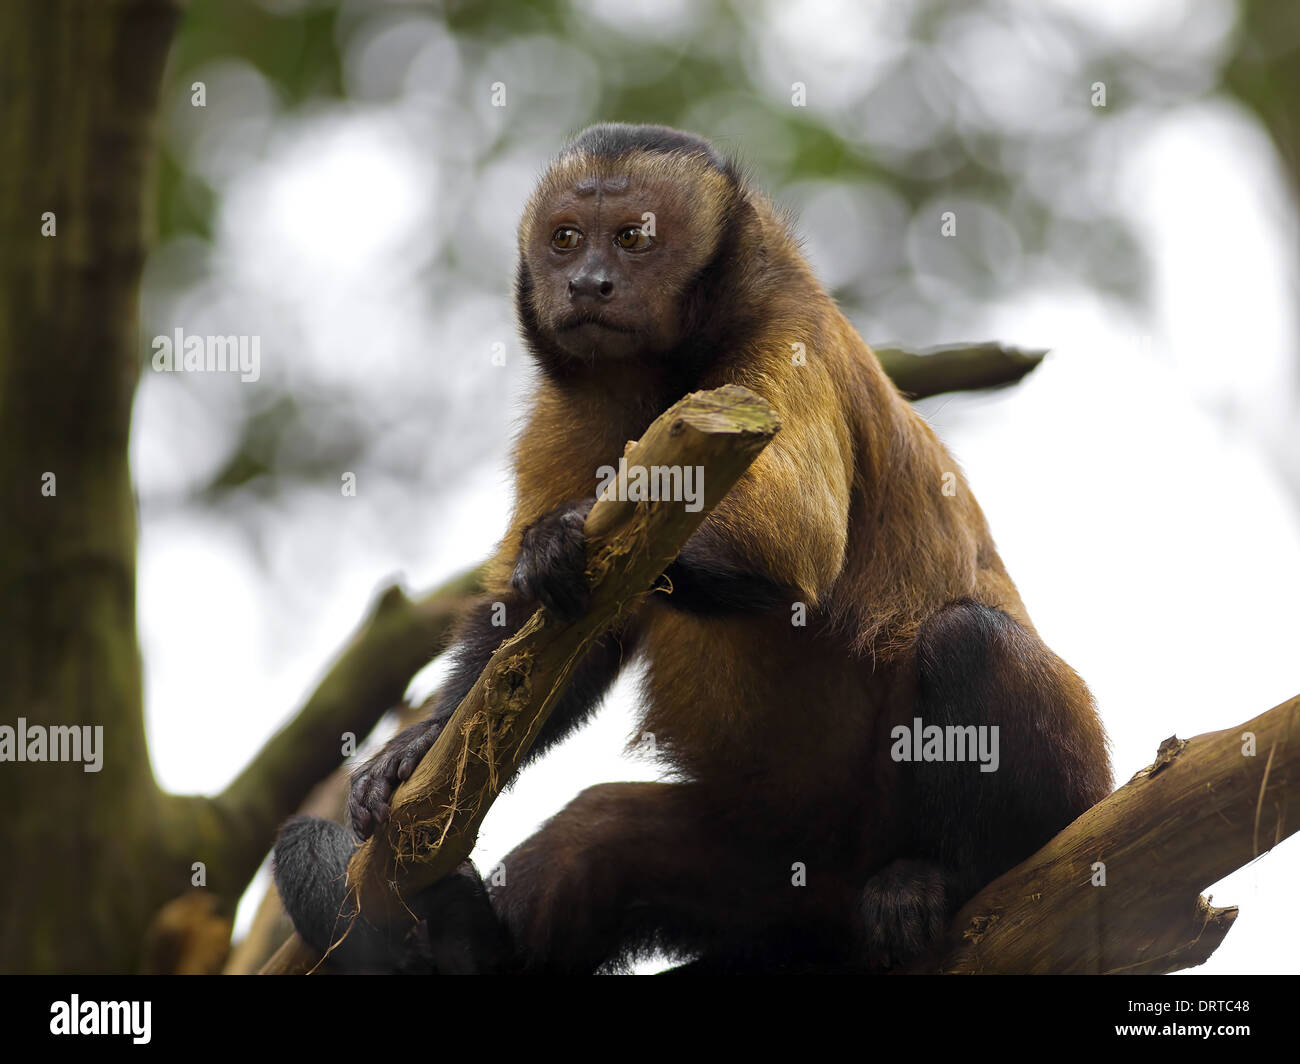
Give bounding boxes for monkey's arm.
[349,498,639,839]
[663,376,853,614]
[660,523,801,614]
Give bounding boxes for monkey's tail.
[271,815,394,971]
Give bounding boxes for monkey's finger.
[396,748,425,780]
[370,774,394,804]
[348,773,394,839]
[356,792,391,834]
[509,565,544,604]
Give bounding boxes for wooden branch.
[262,385,780,972]
[140,890,233,975]
[875,342,1048,399]
[909,693,1300,974]
[205,567,482,894]
[261,932,320,976]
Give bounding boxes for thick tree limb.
[140,890,232,975]
[262,384,781,972]
[875,342,1047,399]
[0,0,185,974]
[908,693,1300,974]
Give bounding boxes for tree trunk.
[0,0,183,972]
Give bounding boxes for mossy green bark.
[0,0,184,973]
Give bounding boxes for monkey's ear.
[514,257,547,341]
[718,191,761,249]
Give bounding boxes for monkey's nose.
[568,276,615,301]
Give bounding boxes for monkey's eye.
[551,227,584,251]
[614,225,653,251]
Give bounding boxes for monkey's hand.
[348,716,446,840]
[510,498,594,620]
[858,858,951,969]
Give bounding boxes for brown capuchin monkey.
[273,123,1112,974]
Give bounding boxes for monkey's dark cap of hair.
[562,123,731,174]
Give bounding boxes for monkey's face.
[519,156,732,362]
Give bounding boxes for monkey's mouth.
[555,314,638,335]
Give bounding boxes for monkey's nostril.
[568,276,614,301]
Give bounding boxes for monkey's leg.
[860,598,1111,968]
[272,818,507,972]
[491,781,859,973]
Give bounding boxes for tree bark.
[0,0,184,974]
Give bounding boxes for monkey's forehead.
[520,150,736,223]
